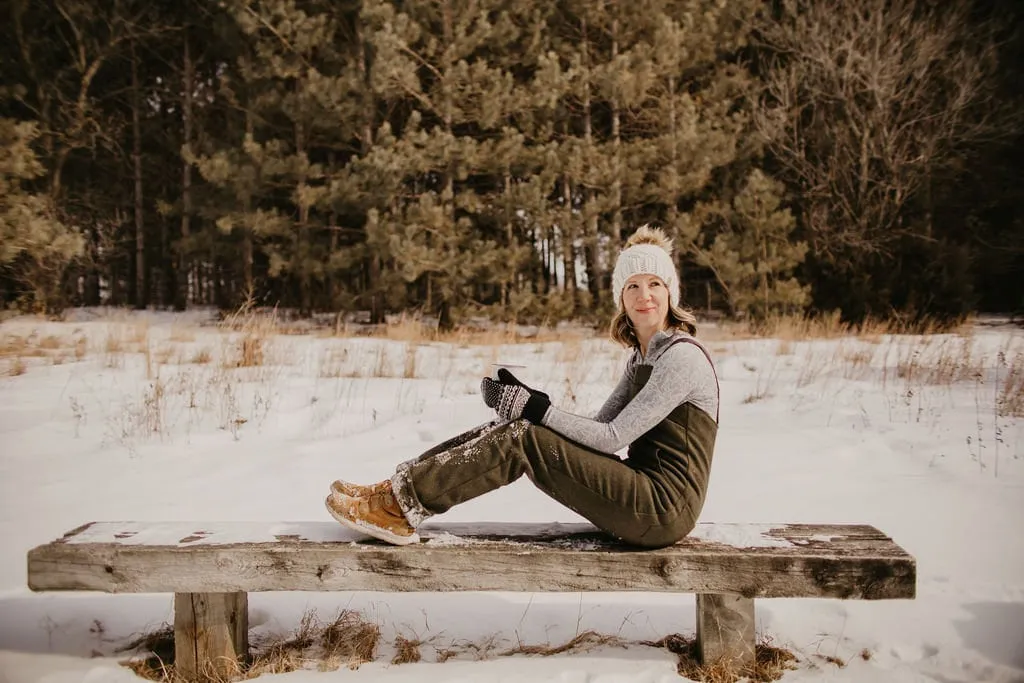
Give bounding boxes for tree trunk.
[609,16,622,292]
[242,106,255,299]
[581,17,602,307]
[178,31,194,311]
[131,40,146,309]
[357,25,384,324]
[160,207,169,308]
[295,99,311,316]
[438,0,455,331]
[562,176,578,312]
[504,172,514,304]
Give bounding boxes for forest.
[2,0,1022,327]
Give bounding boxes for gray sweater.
[541,331,719,456]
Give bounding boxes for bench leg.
[174,592,248,681]
[695,593,755,670]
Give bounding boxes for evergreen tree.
[0,120,83,311]
[682,169,808,318]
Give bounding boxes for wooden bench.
[28,521,915,680]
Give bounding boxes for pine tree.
[682,169,808,318]
[359,0,536,327]
[0,120,83,311]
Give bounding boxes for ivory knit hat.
[611,225,680,310]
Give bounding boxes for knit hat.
[611,225,680,310]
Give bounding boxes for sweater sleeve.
[540,343,709,455]
[590,356,637,423]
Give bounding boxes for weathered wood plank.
[696,594,755,669]
[42,521,896,547]
[174,592,248,680]
[27,522,915,599]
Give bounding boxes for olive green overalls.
[394,339,719,548]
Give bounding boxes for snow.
[686,524,793,548]
[1,312,1023,682]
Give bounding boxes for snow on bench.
[27,521,915,679]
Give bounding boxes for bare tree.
[753,0,1014,265]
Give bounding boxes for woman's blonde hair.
[610,303,698,349]
[609,226,698,348]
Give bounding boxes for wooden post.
[174,592,248,680]
[695,593,755,670]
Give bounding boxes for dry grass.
[997,351,1024,417]
[729,311,967,342]
[246,611,319,677]
[153,344,178,366]
[647,633,798,683]
[119,610,801,683]
[403,344,418,379]
[124,610,381,682]
[317,346,350,378]
[168,325,197,343]
[391,635,423,664]
[891,336,982,386]
[189,347,213,365]
[500,629,627,657]
[219,303,277,369]
[1,330,89,371]
[8,357,27,376]
[319,610,381,671]
[103,322,150,369]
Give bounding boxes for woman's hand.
[480,369,551,423]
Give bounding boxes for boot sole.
[324,495,421,546]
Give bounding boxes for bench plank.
[28,521,915,600]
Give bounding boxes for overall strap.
[665,336,721,424]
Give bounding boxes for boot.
[330,479,390,498]
[325,482,419,546]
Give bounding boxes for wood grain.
[696,593,755,668]
[173,592,247,680]
[28,521,915,600]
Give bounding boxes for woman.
[326,225,719,548]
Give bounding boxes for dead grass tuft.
[118,625,176,681]
[646,634,798,683]
[38,334,62,350]
[501,630,626,657]
[1,331,89,368]
[169,326,196,343]
[0,334,31,357]
[189,347,213,365]
[392,635,423,664]
[320,610,381,670]
[246,611,318,677]
[8,357,27,376]
[403,343,418,379]
[383,315,439,343]
[997,351,1024,417]
[219,301,277,369]
[817,653,846,668]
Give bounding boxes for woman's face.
[622,273,669,334]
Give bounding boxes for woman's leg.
[393,420,695,547]
[331,420,502,496]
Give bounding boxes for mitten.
[480,369,551,423]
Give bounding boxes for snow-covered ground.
[1,310,1022,683]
